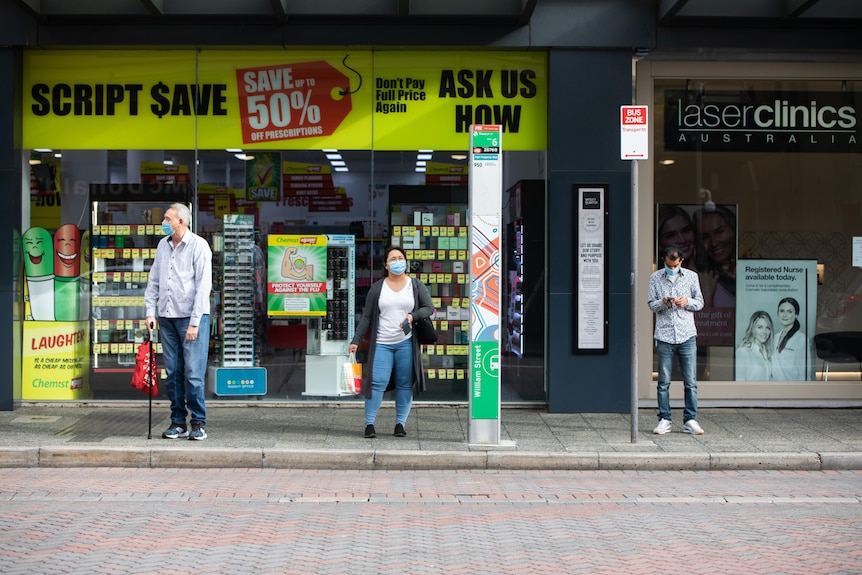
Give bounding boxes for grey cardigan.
[350,276,434,399]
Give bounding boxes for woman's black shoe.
[364,424,376,438]
[394,423,406,437]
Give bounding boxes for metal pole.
[630,159,639,443]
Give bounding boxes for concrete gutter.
[2,447,860,471]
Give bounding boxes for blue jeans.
[365,338,414,426]
[159,315,210,426]
[656,336,698,423]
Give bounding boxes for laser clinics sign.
[664,90,860,153]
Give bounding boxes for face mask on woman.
[388,260,407,275]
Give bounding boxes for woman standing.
[736,311,774,381]
[773,297,810,381]
[348,246,434,438]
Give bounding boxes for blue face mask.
[162,222,174,236]
[665,265,679,276]
[388,260,407,275]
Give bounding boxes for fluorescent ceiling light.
[415,161,427,167]
[33,148,53,153]
[322,149,338,153]
[326,154,343,160]
[451,154,467,160]
[416,154,433,161]
[659,159,676,165]
[418,149,433,153]
[54,153,63,158]
[28,159,41,165]
[235,153,255,161]
[163,160,174,165]
[330,160,346,167]
[334,167,349,172]
[226,148,243,153]
[415,166,426,173]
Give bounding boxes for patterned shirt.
[144,230,212,326]
[647,267,704,344]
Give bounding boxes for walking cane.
[145,326,155,440]
[147,336,154,439]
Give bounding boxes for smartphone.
[401,318,412,335]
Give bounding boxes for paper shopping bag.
[341,353,362,394]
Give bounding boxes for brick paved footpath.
[0,469,860,575]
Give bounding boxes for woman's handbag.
[411,277,438,345]
[413,316,438,345]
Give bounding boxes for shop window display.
[23,148,547,402]
[654,78,862,383]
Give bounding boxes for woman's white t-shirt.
[376,279,414,345]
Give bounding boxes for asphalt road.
[1,468,860,575]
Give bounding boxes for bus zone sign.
[620,105,648,160]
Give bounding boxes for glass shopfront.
[21,49,548,403]
[639,62,862,403]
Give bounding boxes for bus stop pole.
[631,159,639,443]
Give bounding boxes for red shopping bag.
[341,353,362,394]
[131,340,159,398]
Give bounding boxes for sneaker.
[188,422,207,441]
[394,423,406,437]
[364,424,376,438]
[652,419,672,435]
[162,424,188,439]
[683,419,704,435]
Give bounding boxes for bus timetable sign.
[621,105,648,160]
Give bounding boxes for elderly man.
[145,203,213,441]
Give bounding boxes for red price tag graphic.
[236,60,352,145]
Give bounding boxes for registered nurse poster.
[735,260,817,382]
[267,235,327,317]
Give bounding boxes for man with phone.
[647,244,705,435]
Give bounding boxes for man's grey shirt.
[145,230,212,326]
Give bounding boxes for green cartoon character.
[23,227,55,320]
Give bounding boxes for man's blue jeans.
[656,336,698,423]
[365,338,414,426]
[159,315,210,426]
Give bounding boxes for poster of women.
[735,259,817,381]
[656,203,737,346]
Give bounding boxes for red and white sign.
[620,105,649,160]
[236,60,353,145]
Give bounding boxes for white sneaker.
[683,419,704,435]
[653,419,672,435]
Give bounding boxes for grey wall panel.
[0,3,37,47]
[548,53,634,173]
[547,292,632,413]
[656,26,862,54]
[0,49,23,411]
[10,23,533,49]
[531,0,654,48]
[547,49,633,413]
